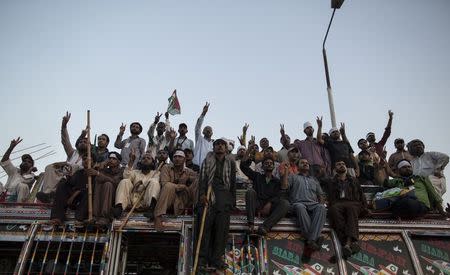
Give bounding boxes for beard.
[130,128,141,135]
[20,163,31,172]
[139,162,155,171]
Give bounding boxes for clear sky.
[1,1,449,203]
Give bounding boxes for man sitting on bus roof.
[0,137,36,202]
[385,159,445,219]
[240,140,289,236]
[153,149,198,230]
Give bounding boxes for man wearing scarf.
[196,138,236,271]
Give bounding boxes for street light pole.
[322,0,344,128]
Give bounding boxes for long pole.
[192,184,212,275]
[87,110,93,221]
[322,8,338,128]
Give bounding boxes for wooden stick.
[87,110,93,221]
[192,184,212,275]
[118,163,163,231]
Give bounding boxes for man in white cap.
[92,151,124,225]
[294,119,331,177]
[407,139,448,196]
[385,159,444,219]
[153,149,198,230]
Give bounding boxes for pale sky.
[1,1,449,203]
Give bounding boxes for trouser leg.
[198,207,215,263]
[344,202,362,242]
[211,210,230,265]
[293,203,312,240]
[154,182,177,217]
[245,189,258,225]
[391,197,428,219]
[115,179,133,209]
[328,202,347,244]
[94,181,115,218]
[75,189,88,221]
[308,203,327,241]
[50,181,72,222]
[263,198,290,230]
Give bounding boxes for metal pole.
[99,228,112,275]
[322,8,338,128]
[40,226,55,275]
[51,225,66,275]
[112,231,123,275]
[27,225,43,275]
[76,228,88,275]
[64,230,77,275]
[89,228,100,275]
[14,223,39,275]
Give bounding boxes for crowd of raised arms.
[1,102,449,270]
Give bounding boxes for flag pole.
[87,110,93,221]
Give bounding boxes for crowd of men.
[1,104,449,270]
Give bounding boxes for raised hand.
[81,126,89,137]
[201,102,210,116]
[388,110,394,118]
[168,128,177,140]
[237,135,244,146]
[10,137,23,148]
[62,111,71,127]
[249,135,256,146]
[280,124,285,136]
[316,116,323,128]
[339,122,346,135]
[165,112,169,119]
[154,112,163,124]
[119,123,126,135]
[243,123,249,133]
